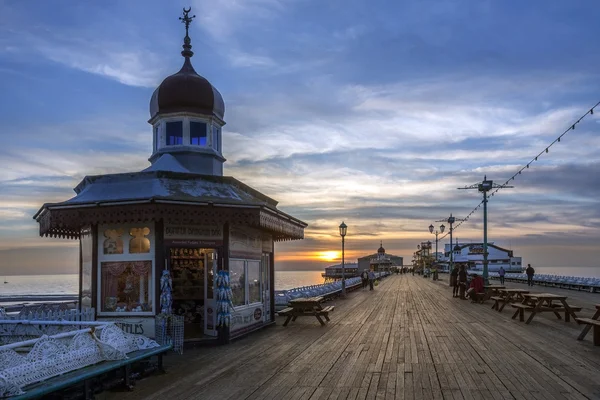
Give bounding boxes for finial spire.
[179,7,196,58]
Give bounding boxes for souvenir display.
[216,270,233,327]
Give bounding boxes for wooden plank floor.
[100,275,600,400]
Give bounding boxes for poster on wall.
[230,305,264,334]
[97,317,156,338]
[230,226,262,259]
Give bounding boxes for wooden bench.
[278,307,294,316]
[511,303,534,322]
[469,292,485,304]
[319,306,335,321]
[280,298,334,326]
[490,296,504,310]
[12,344,172,400]
[576,318,600,345]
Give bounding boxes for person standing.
[450,265,459,297]
[368,270,376,291]
[361,270,369,289]
[498,266,506,285]
[525,264,535,287]
[458,265,467,299]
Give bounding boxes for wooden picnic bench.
[12,344,172,400]
[484,285,505,300]
[491,288,529,312]
[511,293,581,324]
[278,296,334,326]
[576,304,600,345]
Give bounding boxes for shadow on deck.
[99,275,600,400]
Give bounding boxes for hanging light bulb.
[591,109,594,115]
[546,148,549,153]
[526,164,529,168]
[519,171,522,174]
[572,125,575,130]
[535,157,538,161]
[558,137,561,142]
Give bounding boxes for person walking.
[368,270,376,291]
[498,266,506,285]
[525,264,535,287]
[450,265,459,297]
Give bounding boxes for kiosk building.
[33,10,306,342]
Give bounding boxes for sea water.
[2,267,598,299]
[0,271,326,300]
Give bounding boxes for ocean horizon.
[2,267,599,299]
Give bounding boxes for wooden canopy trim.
[36,202,305,241]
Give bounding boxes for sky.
[0,0,599,275]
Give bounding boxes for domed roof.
[378,241,385,253]
[149,59,224,120]
[149,10,224,121]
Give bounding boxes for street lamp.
[339,221,347,297]
[458,175,513,284]
[428,223,445,265]
[436,214,465,273]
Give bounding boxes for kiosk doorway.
[168,247,217,339]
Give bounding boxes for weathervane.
[179,7,196,58]
[179,7,196,38]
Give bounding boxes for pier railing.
[0,306,95,322]
[488,272,600,293]
[0,308,97,345]
[275,272,391,310]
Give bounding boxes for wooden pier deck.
[102,275,600,400]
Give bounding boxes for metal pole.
[483,190,489,285]
[449,223,453,271]
[341,236,346,296]
[435,233,438,262]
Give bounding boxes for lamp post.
[339,222,347,297]
[435,214,465,273]
[458,176,513,284]
[428,223,445,264]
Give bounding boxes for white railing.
[0,308,97,346]
[0,307,95,322]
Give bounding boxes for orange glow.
[317,251,340,261]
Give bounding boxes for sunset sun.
[318,251,340,261]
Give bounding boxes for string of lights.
[430,100,599,241]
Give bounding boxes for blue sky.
[0,0,599,274]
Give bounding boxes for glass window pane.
[129,227,151,253]
[190,121,207,146]
[230,260,246,307]
[248,260,261,304]
[101,261,153,312]
[166,121,183,145]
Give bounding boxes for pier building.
[441,242,523,272]
[32,10,306,342]
[357,242,403,272]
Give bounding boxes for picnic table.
[491,288,529,312]
[483,285,506,300]
[277,296,334,326]
[576,304,600,345]
[511,293,581,324]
